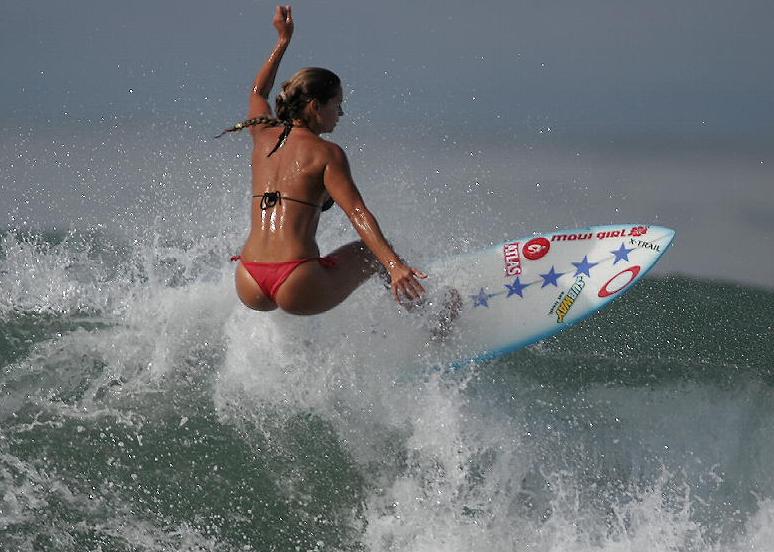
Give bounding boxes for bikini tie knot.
[260,191,281,210]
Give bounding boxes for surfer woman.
[219,5,427,315]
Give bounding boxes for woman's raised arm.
[248,5,294,119]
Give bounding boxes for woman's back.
[242,125,334,261]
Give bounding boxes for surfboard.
[419,223,675,365]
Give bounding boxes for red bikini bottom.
[231,255,337,301]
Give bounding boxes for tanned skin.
[235,5,427,315]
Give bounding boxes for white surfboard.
[417,224,675,365]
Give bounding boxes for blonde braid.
[214,115,283,139]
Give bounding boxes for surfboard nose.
[647,225,677,249]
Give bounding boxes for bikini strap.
[254,191,326,211]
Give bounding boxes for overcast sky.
[2,0,774,138]
[2,0,773,288]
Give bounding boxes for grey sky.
[2,0,774,136]
[2,0,773,288]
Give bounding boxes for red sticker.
[522,237,551,261]
[598,265,641,298]
[503,242,522,276]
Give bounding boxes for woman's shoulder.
[293,132,347,160]
[318,139,347,161]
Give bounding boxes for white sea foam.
[2,177,773,551]
[213,281,774,552]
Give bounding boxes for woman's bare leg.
[274,240,383,315]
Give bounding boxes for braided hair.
[215,67,341,151]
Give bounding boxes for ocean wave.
[1,228,773,551]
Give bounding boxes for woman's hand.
[388,261,428,304]
[273,5,294,42]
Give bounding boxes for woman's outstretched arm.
[248,5,294,119]
[323,143,427,303]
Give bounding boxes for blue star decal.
[611,242,635,264]
[572,255,599,277]
[540,266,565,288]
[505,277,532,298]
[471,288,495,307]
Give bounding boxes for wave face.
[1,227,773,552]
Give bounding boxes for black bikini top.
[255,191,335,212]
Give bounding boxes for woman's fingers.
[397,285,416,302]
[389,264,428,304]
[391,277,426,303]
[274,5,293,34]
[406,268,427,300]
[408,277,425,298]
[278,5,290,21]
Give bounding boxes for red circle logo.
[522,237,551,261]
[598,265,641,298]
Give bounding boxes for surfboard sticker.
[598,265,641,298]
[423,224,675,365]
